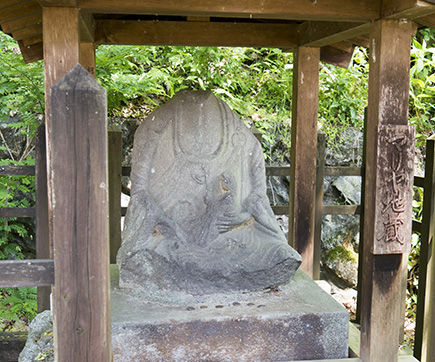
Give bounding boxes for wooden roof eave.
[1,0,435,64]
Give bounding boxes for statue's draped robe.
[118,91,301,295]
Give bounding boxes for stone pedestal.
[110,266,349,362]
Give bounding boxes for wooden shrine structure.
[2,1,435,361]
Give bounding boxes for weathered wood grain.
[313,133,326,279]
[0,259,54,287]
[288,47,320,278]
[299,22,369,47]
[360,19,414,362]
[35,125,51,312]
[18,40,43,63]
[50,65,111,361]
[108,127,122,264]
[0,1,41,23]
[266,166,290,177]
[79,0,381,21]
[95,20,299,48]
[0,165,34,176]
[418,135,435,362]
[324,167,362,177]
[0,11,42,33]
[322,205,362,215]
[79,41,96,77]
[0,207,35,218]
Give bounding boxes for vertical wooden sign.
[373,125,415,254]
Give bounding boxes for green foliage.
[96,46,294,160]
[318,48,368,145]
[0,32,44,142]
[409,29,435,148]
[0,287,37,327]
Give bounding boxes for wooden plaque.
[373,125,415,254]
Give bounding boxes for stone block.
[111,266,348,362]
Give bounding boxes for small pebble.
[247,303,255,306]
[232,302,241,306]
[215,305,224,309]
[200,305,208,309]
[186,306,195,311]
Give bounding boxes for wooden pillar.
[289,47,320,278]
[108,126,122,264]
[313,133,326,280]
[360,19,414,362]
[50,64,111,362]
[35,125,50,312]
[43,8,111,361]
[419,135,435,362]
[80,42,96,77]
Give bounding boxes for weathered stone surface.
[111,266,349,362]
[18,311,54,362]
[324,245,359,288]
[118,91,301,297]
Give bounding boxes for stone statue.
[117,91,301,296]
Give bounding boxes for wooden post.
[418,135,435,361]
[80,42,96,77]
[289,47,320,278]
[360,19,414,362]
[43,7,80,119]
[108,126,122,264]
[356,107,367,324]
[50,64,111,361]
[35,125,50,312]
[313,132,326,280]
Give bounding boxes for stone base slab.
[110,267,348,362]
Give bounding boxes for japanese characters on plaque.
[374,125,415,255]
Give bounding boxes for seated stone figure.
[117,90,302,296]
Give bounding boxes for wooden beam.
[0,165,35,176]
[383,0,435,19]
[79,10,95,43]
[79,0,381,22]
[0,260,54,288]
[299,22,370,47]
[0,0,30,9]
[360,19,414,362]
[36,0,77,5]
[0,1,41,23]
[22,34,42,46]
[18,40,43,63]
[350,36,371,49]
[415,13,435,27]
[288,47,320,278]
[0,11,42,33]
[0,208,35,218]
[50,64,111,362]
[11,24,42,41]
[95,20,299,48]
[320,44,355,69]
